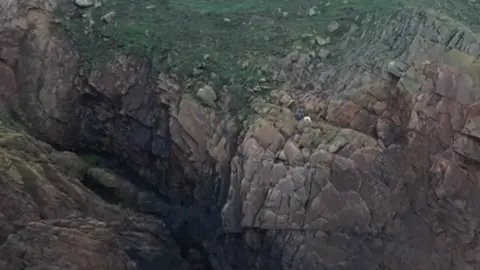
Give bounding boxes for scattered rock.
[283,140,304,165]
[386,60,408,78]
[279,92,295,107]
[327,21,340,33]
[192,67,202,76]
[101,11,116,23]
[308,7,317,16]
[318,49,331,59]
[315,36,330,45]
[196,85,217,107]
[277,150,287,161]
[73,0,94,7]
[398,76,422,93]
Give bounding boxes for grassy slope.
[59,1,397,75]
[57,0,480,116]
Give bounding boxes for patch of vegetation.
[56,0,480,120]
[430,0,480,31]
[59,0,399,69]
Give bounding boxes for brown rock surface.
[5,0,480,270]
[222,52,480,269]
[0,123,192,269]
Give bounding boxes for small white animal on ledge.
[303,116,312,122]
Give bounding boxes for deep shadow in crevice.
[171,220,216,270]
[81,169,123,205]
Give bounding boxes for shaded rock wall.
[0,122,192,269]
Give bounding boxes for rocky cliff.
[3,0,480,269]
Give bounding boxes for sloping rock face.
[5,1,480,270]
[222,54,480,269]
[0,1,250,269]
[0,121,192,269]
[0,0,237,205]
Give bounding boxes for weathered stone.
[318,48,331,59]
[283,140,304,165]
[327,21,340,33]
[74,0,94,7]
[196,85,217,107]
[315,36,330,45]
[398,76,422,93]
[251,118,286,151]
[386,60,408,78]
[101,11,116,23]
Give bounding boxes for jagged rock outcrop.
[5,0,247,207]
[5,0,480,270]
[221,52,480,269]
[0,121,192,269]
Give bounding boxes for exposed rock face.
[0,122,191,269]
[1,0,232,205]
[0,1,243,269]
[5,0,480,270]
[221,54,480,269]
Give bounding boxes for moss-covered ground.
[58,1,394,79]
[56,0,480,117]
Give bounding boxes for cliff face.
[0,127,190,269]
[3,0,480,269]
[224,57,480,269]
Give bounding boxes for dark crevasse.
[75,136,287,269]
[76,147,266,269]
[56,73,288,269]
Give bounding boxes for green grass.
[57,0,394,116]
[60,0,400,71]
[172,0,260,13]
[56,0,480,119]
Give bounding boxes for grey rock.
[327,21,340,33]
[386,60,408,78]
[196,85,217,107]
[73,0,94,7]
[101,11,116,23]
[398,77,422,93]
[315,36,330,46]
[318,48,331,59]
